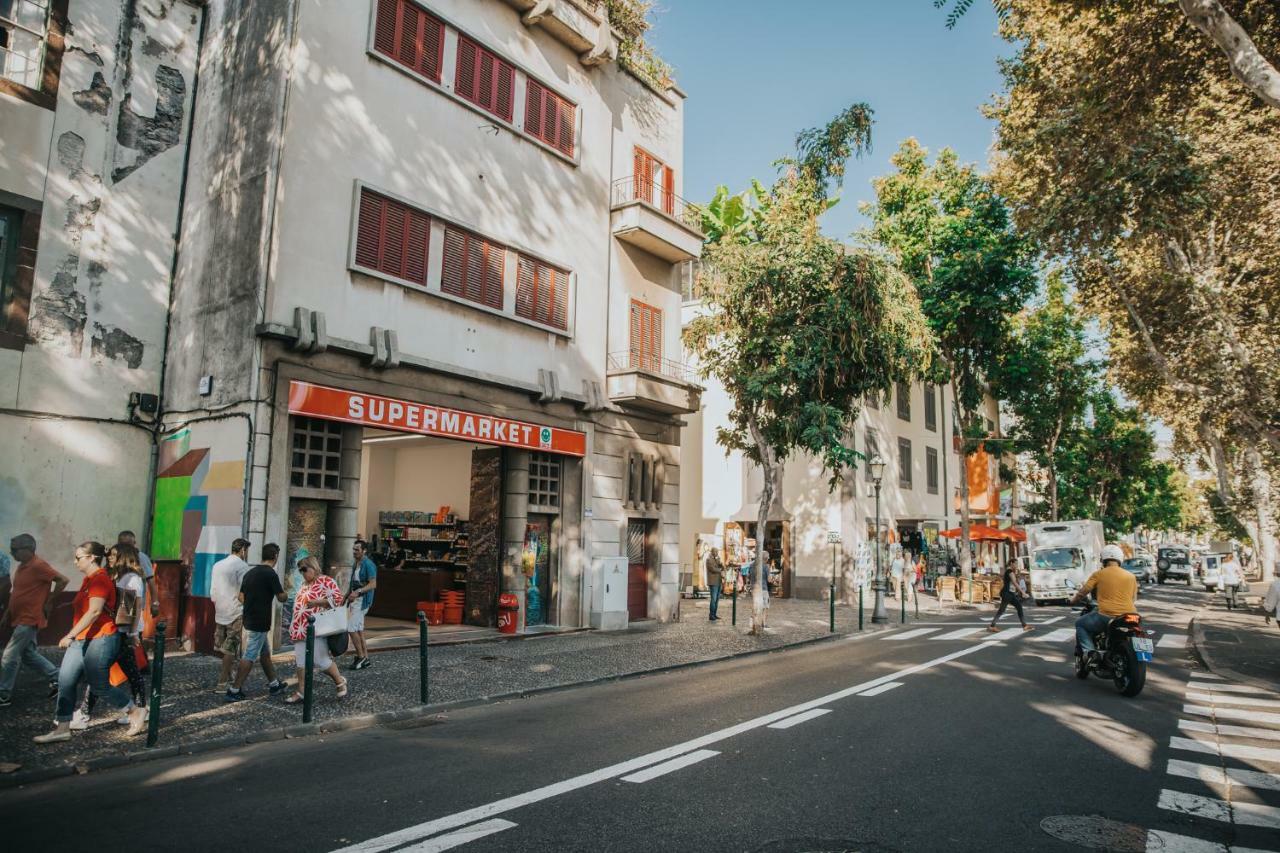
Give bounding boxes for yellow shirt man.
[1079,564,1138,616]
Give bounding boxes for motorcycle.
[1073,600,1154,697]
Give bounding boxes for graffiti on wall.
[150,425,245,596]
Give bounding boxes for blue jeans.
[0,624,58,699]
[1075,611,1111,653]
[56,634,131,722]
[708,583,722,618]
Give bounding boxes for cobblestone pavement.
[0,594,983,776]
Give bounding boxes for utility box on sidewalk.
[590,556,628,631]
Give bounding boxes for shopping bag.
[312,606,348,637]
[133,642,149,673]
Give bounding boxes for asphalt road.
[3,584,1277,852]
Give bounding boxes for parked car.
[1122,555,1156,584]
[1156,545,1193,585]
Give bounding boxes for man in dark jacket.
[705,547,724,621]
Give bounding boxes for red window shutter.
[374,0,397,57]
[455,36,477,102]
[354,188,429,285]
[494,59,514,122]
[484,242,505,309]
[525,80,544,140]
[404,208,430,284]
[355,190,385,270]
[630,300,662,370]
[381,202,406,278]
[376,0,444,82]
[662,165,675,215]
[515,255,569,330]
[441,227,466,297]
[554,97,575,156]
[633,148,647,202]
[441,225,506,310]
[420,14,443,80]
[630,302,642,368]
[516,256,536,320]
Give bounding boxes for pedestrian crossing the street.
[1151,674,1280,851]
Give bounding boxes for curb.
[0,625,899,790]
[1188,615,1280,693]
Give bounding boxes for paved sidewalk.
[1190,590,1280,692]
[0,591,1016,782]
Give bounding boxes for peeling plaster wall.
[0,0,201,576]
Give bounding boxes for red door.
[627,521,649,620]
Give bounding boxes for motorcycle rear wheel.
[1112,642,1146,697]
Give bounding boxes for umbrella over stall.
[939,524,1026,543]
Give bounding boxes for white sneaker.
[214,682,229,695]
[117,711,132,725]
[69,709,90,731]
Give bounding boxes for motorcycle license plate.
[1132,637,1154,661]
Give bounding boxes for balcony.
[610,177,705,263]
[606,350,702,415]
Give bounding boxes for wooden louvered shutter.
[420,13,443,80]
[482,240,505,309]
[441,227,466,298]
[630,300,662,371]
[381,202,406,279]
[355,190,384,270]
[633,148,649,203]
[525,80,544,140]
[554,97,575,156]
[630,301,642,369]
[647,306,663,370]
[662,165,675,215]
[374,0,397,57]
[494,58,514,122]
[404,208,429,284]
[515,256,535,321]
[455,37,477,102]
[548,266,568,329]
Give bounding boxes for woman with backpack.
[284,556,348,703]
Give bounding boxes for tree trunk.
[1245,446,1277,583]
[1177,0,1280,110]
[1046,433,1060,522]
[747,411,774,635]
[952,384,973,580]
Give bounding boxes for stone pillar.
[503,450,530,629]
[326,424,363,587]
[558,455,583,627]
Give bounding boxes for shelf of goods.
[372,510,470,621]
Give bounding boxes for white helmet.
[1100,544,1125,564]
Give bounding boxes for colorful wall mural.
[150,424,247,596]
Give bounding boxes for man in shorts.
[210,539,251,692]
[226,543,287,701]
[346,540,378,670]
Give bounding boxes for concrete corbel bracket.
[383,329,400,370]
[292,307,314,352]
[522,0,553,26]
[580,18,618,67]
[537,368,561,403]
[581,378,607,411]
[369,326,389,368]
[310,311,328,354]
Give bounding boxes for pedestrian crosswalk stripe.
[1031,628,1075,643]
[1191,672,1223,679]
[1158,789,1232,823]
[1179,718,1280,742]
[1186,681,1273,695]
[767,709,832,730]
[1184,703,1280,726]
[1144,828,1225,853]
[621,750,719,784]
[1186,691,1280,709]
[1157,633,1187,649]
[986,627,1028,641]
[932,627,985,640]
[883,628,939,640]
[856,682,903,697]
[1171,735,1280,763]
[1167,758,1280,792]
[400,819,518,853]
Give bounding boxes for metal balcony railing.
[610,176,705,235]
[608,350,698,383]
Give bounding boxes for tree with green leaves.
[995,271,1097,520]
[684,105,934,634]
[862,139,1037,578]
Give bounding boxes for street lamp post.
[870,455,889,624]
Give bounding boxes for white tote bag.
[311,604,348,637]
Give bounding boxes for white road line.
[883,628,940,641]
[856,682,903,698]
[767,709,832,730]
[1185,704,1280,726]
[399,820,518,853]
[1158,789,1232,824]
[1234,801,1280,830]
[1179,718,1280,742]
[1158,633,1188,649]
[1168,759,1280,793]
[1186,692,1280,709]
[1193,672,1224,679]
[621,749,720,784]
[1039,615,1066,625]
[1171,736,1280,763]
[1144,829,1225,853]
[1032,628,1075,643]
[933,627,985,640]
[1187,682,1275,695]
[330,642,1001,853]
[987,627,1029,641]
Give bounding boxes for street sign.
[827,531,842,544]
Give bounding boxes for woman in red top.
[284,556,348,703]
[34,542,147,743]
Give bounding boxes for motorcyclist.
[1069,544,1138,658]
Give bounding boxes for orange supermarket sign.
[287,381,586,457]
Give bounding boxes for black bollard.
[145,620,167,748]
[303,614,316,724]
[417,610,429,705]
[858,585,864,631]
[731,583,737,626]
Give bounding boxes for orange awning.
[939,524,1026,543]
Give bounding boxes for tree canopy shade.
[861,139,1037,577]
[684,106,934,632]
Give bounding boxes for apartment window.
[354,188,431,285]
[440,224,505,310]
[926,447,939,494]
[528,452,561,510]
[373,0,444,82]
[290,417,343,491]
[864,430,879,482]
[0,200,37,350]
[924,384,937,432]
[896,381,911,421]
[515,254,569,330]
[898,437,913,489]
[525,78,575,157]
[629,300,663,372]
[0,205,20,321]
[633,147,674,215]
[455,34,514,122]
